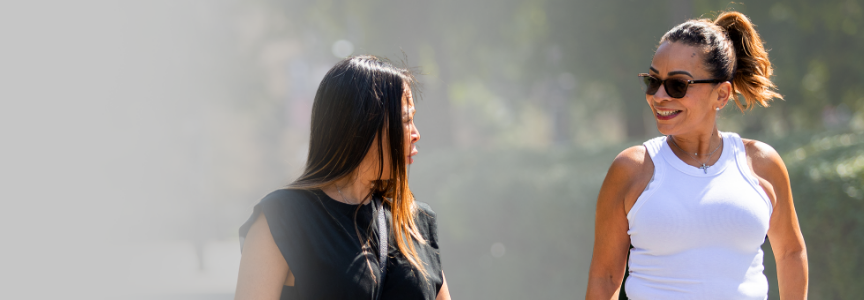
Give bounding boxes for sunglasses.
[638,73,723,98]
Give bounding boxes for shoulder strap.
[643,135,665,159]
[642,135,666,179]
[726,132,774,215]
[375,197,388,299]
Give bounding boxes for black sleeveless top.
[239,189,443,300]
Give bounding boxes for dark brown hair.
[660,11,783,111]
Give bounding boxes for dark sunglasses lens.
[666,79,689,98]
[642,76,661,95]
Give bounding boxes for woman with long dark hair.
[587,12,807,299]
[235,55,451,300]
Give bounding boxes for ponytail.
[714,11,783,111]
[660,11,782,112]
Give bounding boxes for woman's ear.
[715,81,733,108]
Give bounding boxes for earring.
[715,107,720,112]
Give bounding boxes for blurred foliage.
[777,131,864,299]
[219,0,864,298]
[409,146,614,298]
[239,0,864,148]
[412,129,864,299]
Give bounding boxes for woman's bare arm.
[586,146,652,300]
[235,213,292,300]
[436,272,451,300]
[745,140,808,300]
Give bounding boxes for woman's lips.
[408,145,418,164]
[655,109,682,121]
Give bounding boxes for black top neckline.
[311,189,374,210]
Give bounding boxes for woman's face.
[646,42,729,136]
[402,86,420,165]
[360,85,420,181]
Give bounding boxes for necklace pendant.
[700,163,709,174]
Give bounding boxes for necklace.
[668,133,723,174]
[336,183,356,204]
[336,182,370,205]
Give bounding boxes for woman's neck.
[668,126,723,158]
[323,176,374,205]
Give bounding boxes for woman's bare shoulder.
[609,145,652,175]
[741,138,786,173]
[741,138,780,156]
[602,145,654,197]
[597,145,655,220]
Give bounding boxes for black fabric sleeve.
[238,189,303,270]
[239,190,290,252]
[416,202,440,257]
[240,189,387,299]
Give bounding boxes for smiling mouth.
[656,110,682,119]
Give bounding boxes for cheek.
[646,96,655,109]
[405,129,411,146]
[403,125,411,145]
[684,95,707,112]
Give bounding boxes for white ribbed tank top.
[625,132,773,300]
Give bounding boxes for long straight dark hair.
[287,55,428,276]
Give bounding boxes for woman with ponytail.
[235,55,451,300]
[587,12,807,299]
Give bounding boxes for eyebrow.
[648,66,693,78]
[668,70,693,78]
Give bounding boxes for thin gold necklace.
[668,132,723,174]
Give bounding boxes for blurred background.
[1,0,862,299]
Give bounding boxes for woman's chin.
[655,123,681,136]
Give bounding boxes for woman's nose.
[411,125,420,143]
[653,83,673,100]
